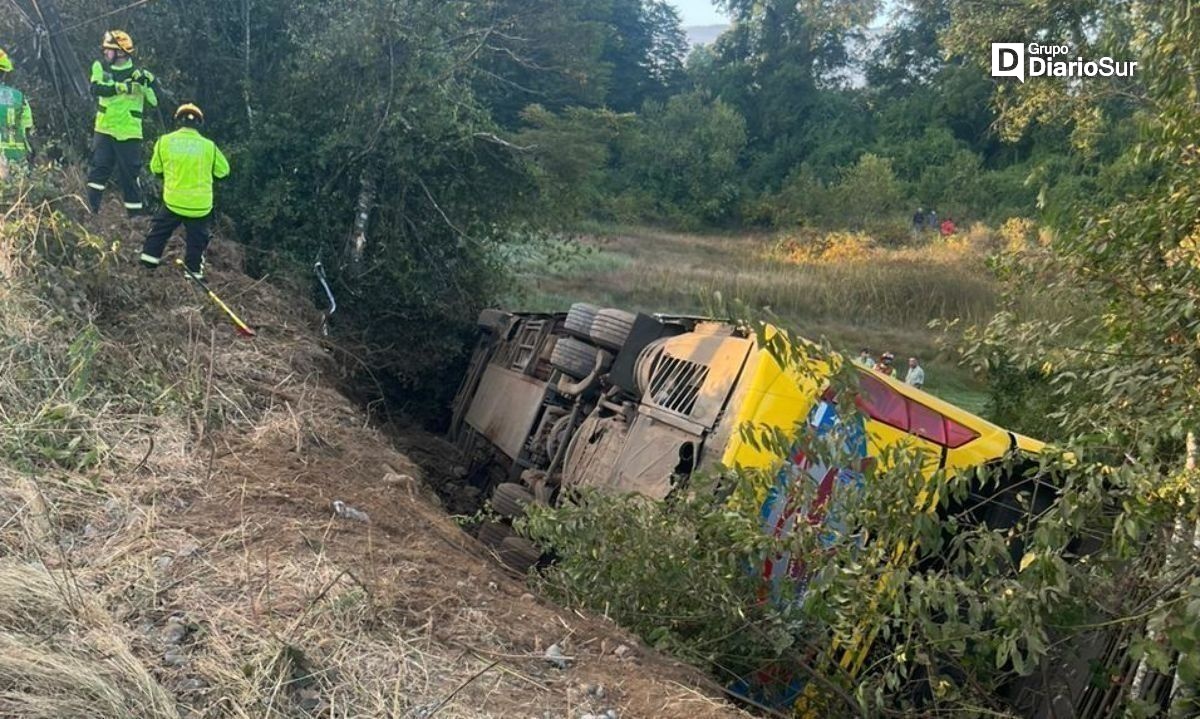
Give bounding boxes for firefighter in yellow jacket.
[87,30,157,214]
[139,104,229,279]
[0,48,35,173]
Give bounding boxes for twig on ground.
[426,659,501,717]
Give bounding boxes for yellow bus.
[449,304,1060,713]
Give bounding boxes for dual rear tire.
[477,482,543,572]
[588,308,636,351]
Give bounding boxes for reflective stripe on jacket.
[150,127,231,218]
[91,60,157,141]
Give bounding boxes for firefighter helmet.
[102,30,135,55]
[0,49,13,73]
[174,103,204,124]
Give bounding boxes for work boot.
[86,187,103,214]
[186,256,207,281]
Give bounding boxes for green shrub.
[827,154,907,229]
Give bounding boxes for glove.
[131,69,155,86]
[116,80,135,94]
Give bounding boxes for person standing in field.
[904,357,925,389]
[86,30,157,215]
[858,347,876,369]
[912,207,925,233]
[877,352,896,376]
[139,104,229,279]
[927,209,938,234]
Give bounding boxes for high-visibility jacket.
[0,81,32,161]
[91,59,157,141]
[150,127,230,218]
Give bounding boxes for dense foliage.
[1,0,694,412]
[496,0,1147,229]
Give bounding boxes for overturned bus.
[448,303,1146,717]
[450,304,1047,549]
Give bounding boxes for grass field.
[506,227,996,415]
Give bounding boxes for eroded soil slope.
[0,192,748,719]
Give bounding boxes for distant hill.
[685,24,729,47]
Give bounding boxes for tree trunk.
[243,0,255,128]
[1132,430,1197,708]
[1168,431,1199,713]
[343,170,377,278]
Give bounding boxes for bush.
[963,221,999,254]
[774,230,876,264]
[913,147,986,218]
[757,155,911,232]
[861,217,914,247]
[827,154,907,229]
[752,167,829,228]
[998,217,1040,254]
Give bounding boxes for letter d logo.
[991,43,1025,82]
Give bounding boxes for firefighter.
[139,104,229,279]
[0,47,34,175]
[86,30,157,215]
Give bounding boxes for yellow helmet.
[0,49,13,73]
[174,103,205,124]
[102,30,135,55]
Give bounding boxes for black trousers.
[141,208,211,274]
[86,133,143,214]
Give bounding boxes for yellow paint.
[719,327,1045,484]
[694,326,1051,715]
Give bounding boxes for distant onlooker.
[858,347,876,369]
[905,357,925,389]
[877,352,896,376]
[940,217,957,236]
[927,209,938,232]
[911,207,925,232]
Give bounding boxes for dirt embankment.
[0,191,749,719]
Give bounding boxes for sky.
[671,0,729,26]
[670,0,894,29]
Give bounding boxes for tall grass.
[624,257,996,328]
[0,563,181,719]
[525,227,1000,331]
[516,225,1011,412]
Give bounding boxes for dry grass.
[0,175,749,718]
[521,228,999,330]
[0,562,180,718]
